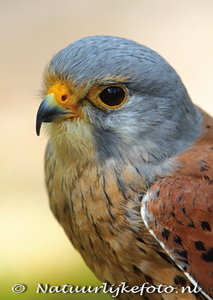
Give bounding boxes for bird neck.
[45,121,95,169]
[95,105,204,186]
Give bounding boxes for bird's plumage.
[142,113,213,299]
[37,36,213,300]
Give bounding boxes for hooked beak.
[36,93,78,136]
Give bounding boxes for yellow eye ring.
[88,84,127,109]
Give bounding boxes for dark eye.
[99,86,126,107]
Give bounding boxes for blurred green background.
[0,0,213,299]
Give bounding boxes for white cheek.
[46,120,95,165]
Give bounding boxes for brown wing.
[141,144,213,299]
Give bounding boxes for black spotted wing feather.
[141,145,213,299]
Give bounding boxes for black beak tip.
[36,97,66,136]
[36,122,41,136]
[36,109,42,136]
[36,101,43,136]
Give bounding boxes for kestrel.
[36,36,213,300]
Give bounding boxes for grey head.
[43,35,202,179]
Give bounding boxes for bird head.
[36,36,202,167]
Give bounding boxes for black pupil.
[99,86,125,106]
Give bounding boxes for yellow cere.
[48,82,71,106]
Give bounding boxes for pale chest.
[48,160,152,277]
[61,164,148,280]
[46,156,201,300]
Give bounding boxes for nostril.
[61,94,67,101]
